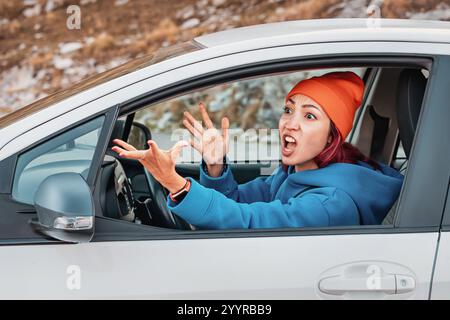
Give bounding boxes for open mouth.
[282,134,297,156]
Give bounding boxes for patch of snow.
[329,0,369,18]
[275,7,285,15]
[23,0,37,6]
[115,0,129,6]
[23,3,42,17]
[156,112,172,130]
[80,0,97,5]
[36,69,47,80]
[84,37,95,45]
[176,6,195,20]
[58,42,83,54]
[212,0,226,6]
[53,56,74,69]
[45,0,64,12]
[407,2,450,20]
[181,18,200,29]
[0,64,41,111]
[1,65,37,92]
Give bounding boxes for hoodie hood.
[278,161,404,225]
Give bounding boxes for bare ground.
[0,0,449,115]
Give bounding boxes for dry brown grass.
[28,52,54,69]
[382,0,444,18]
[272,0,343,21]
[1,0,447,113]
[83,32,116,56]
[0,1,25,20]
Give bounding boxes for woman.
[112,71,404,229]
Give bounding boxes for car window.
[12,116,105,205]
[132,67,365,173]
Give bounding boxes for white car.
[0,18,449,299]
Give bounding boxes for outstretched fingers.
[112,139,137,151]
[112,146,146,160]
[183,110,204,136]
[221,117,229,143]
[183,117,203,143]
[199,102,214,129]
[170,140,189,162]
[188,137,202,151]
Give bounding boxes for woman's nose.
[285,118,300,130]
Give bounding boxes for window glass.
[133,67,365,171]
[12,116,104,205]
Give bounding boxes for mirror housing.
[30,172,94,243]
[128,121,151,150]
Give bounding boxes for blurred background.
[1,0,449,118]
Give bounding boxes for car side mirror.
[128,121,152,150]
[30,172,94,243]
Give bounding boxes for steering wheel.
[101,155,136,222]
[141,167,195,230]
[101,154,194,230]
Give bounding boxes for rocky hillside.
[1,0,449,117]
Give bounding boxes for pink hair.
[282,121,380,172]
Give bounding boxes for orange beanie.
[285,71,364,139]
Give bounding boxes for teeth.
[285,135,296,143]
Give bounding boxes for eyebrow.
[287,98,321,111]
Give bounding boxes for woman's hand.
[183,102,229,177]
[111,139,188,194]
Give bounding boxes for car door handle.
[319,274,415,295]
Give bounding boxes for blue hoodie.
[167,160,404,229]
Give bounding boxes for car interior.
[96,65,428,230]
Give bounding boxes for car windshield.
[0,41,202,129]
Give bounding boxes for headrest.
[396,69,427,158]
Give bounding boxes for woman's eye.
[283,106,292,114]
[305,113,317,120]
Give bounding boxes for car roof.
[195,18,450,47]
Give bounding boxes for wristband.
[169,179,191,202]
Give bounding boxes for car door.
[71,55,446,299]
[425,57,450,300]
[0,44,448,299]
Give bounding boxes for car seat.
[382,69,427,225]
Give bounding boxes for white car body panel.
[430,232,450,299]
[1,40,450,161]
[194,19,450,48]
[0,19,448,300]
[0,232,437,299]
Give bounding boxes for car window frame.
[0,105,119,244]
[427,56,450,231]
[90,53,449,243]
[1,53,447,245]
[130,66,369,166]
